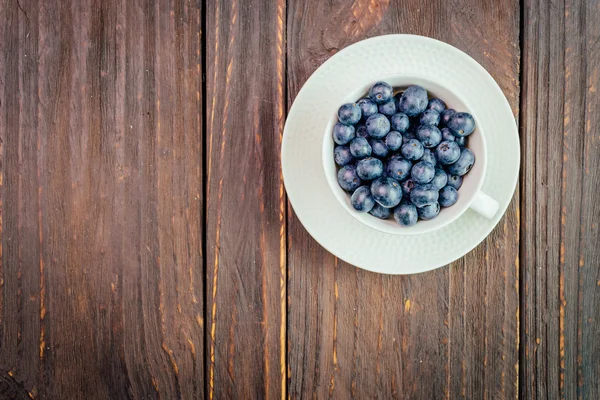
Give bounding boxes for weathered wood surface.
[286,1,520,399]
[205,0,286,398]
[0,0,598,399]
[0,0,204,398]
[520,0,600,399]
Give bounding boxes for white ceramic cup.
[323,74,499,235]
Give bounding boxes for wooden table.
[0,0,598,398]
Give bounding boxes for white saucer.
[282,35,519,274]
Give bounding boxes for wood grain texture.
[0,0,204,398]
[520,0,600,398]
[205,0,287,398]
[286,1,520,398]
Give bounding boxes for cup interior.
[322,74,487,235]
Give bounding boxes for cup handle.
[469,190,499,219]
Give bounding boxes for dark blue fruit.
[394,201,418,226]
[337,165,362,192]
[455,136,467,147]
[334,145,353,166]
[332,122,355,145]
[356,98,378,121]
[378,99,397,117]
[397,85,428,116]
[356,157,383,180]
[419,109,440,126]
[351,186,375,212]
[369,81,394,104]
[409,184,439,207]
[447,148,475,176]
[446,173,463,190]
[385,156,412,182]
[417,202,440,220]
[441,127,456,142]
[447,112,475,137]
[390,112,410,133]
[427,98,446,113]
[430,168,448,190]
[338,103,361,125]
[415,125,442,148]
[402,131,417,144]
[370,177,402,208]
[421,148,437,166]
[369,139,389,158]
[385,131,403,151]
[400,178,415,196]
[435,141,461,165]
[401,139,424,161]
[439,186,459,207]
[411,161,435,184]
[440,109,455,126]
[349,137,372,159]
[355,124,368,138]
[365,113,391,139]
[369,203,392,219]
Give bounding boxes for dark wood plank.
[520,0,600,398]
[286,1,520,398]
[205,0,287,398]
[0,0,204,397]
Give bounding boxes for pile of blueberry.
[333,81,476,226]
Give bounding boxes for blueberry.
[378,99,397,117]
[394,201,418,226]
[440,109,455,126]
[351,186,376,212]
[435,141,461,165]
[420,109,440,126]
[370,177,402,208]
[411,161,435,184]
[356,157,383,180]
[349,137,372,159]
[338,103,361,125]
[356,98,378,121]
[417,202,440,220]
[402,131,417,144]
[397,85,428,116]
[427,98,446,113]
[337,164,362,192]
[385,156,412,181]
[369,203,392,219]
[332,122,355,145]
[369,139,389,158]
[415,125,442,148]
[421,148,437,166]
[447,148,475,176]
[390,112,410,133]
[355,124,369,138]
[441,127,456,142]
[446,173,463,190]
[385,131,403,151]
[369,81,393,104]
[400,139,424,161]
[334,145,353,166]
[439,186,459,207]
[455,136,467,147]
[365,113,391,139]
[447,112,475,137]
[430,168,448,190]
[410,184,439,207]
[400,178,415,196]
